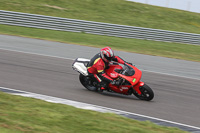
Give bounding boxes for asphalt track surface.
[0,35,200,128]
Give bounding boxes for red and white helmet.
[100,47,114,62]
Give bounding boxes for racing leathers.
[87,53,126,88]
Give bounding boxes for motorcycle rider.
[87,46,131,91]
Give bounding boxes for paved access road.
[0,34,200,127]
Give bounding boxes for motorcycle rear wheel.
[133,84,154,101]
[79,74,97,91]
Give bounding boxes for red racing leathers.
[87,53,125,83]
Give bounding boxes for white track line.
[0,47,199,81]
[1,86,200,132]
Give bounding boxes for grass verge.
[0,24,200,62]
[0,91,187,133]
[0,0,200,34]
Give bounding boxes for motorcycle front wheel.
[79,74,97,91]
[133,84,154,101]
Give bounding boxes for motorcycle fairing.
[106,63,143,95]
[72,58,90,76]
[105,64,123,79]
[108,84,132,94]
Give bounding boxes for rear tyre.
[133,84,154,101]
[79,74,97,91]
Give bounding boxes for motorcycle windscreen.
[118,66,142,86]
[123,65,135,76]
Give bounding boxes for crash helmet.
[100,46,114,62]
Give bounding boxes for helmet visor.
[104,54,113,61]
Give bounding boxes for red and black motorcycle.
[72,58,154,101]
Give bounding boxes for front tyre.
[133,84,154,101]
[79,74,97,91]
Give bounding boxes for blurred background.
[127,0,200,13]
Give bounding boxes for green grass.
[1,24,200,62]
[0,0,200,34]
[0,91,187,133]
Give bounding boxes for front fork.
[133,81,144,95]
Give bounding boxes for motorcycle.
[72,58,154,101]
